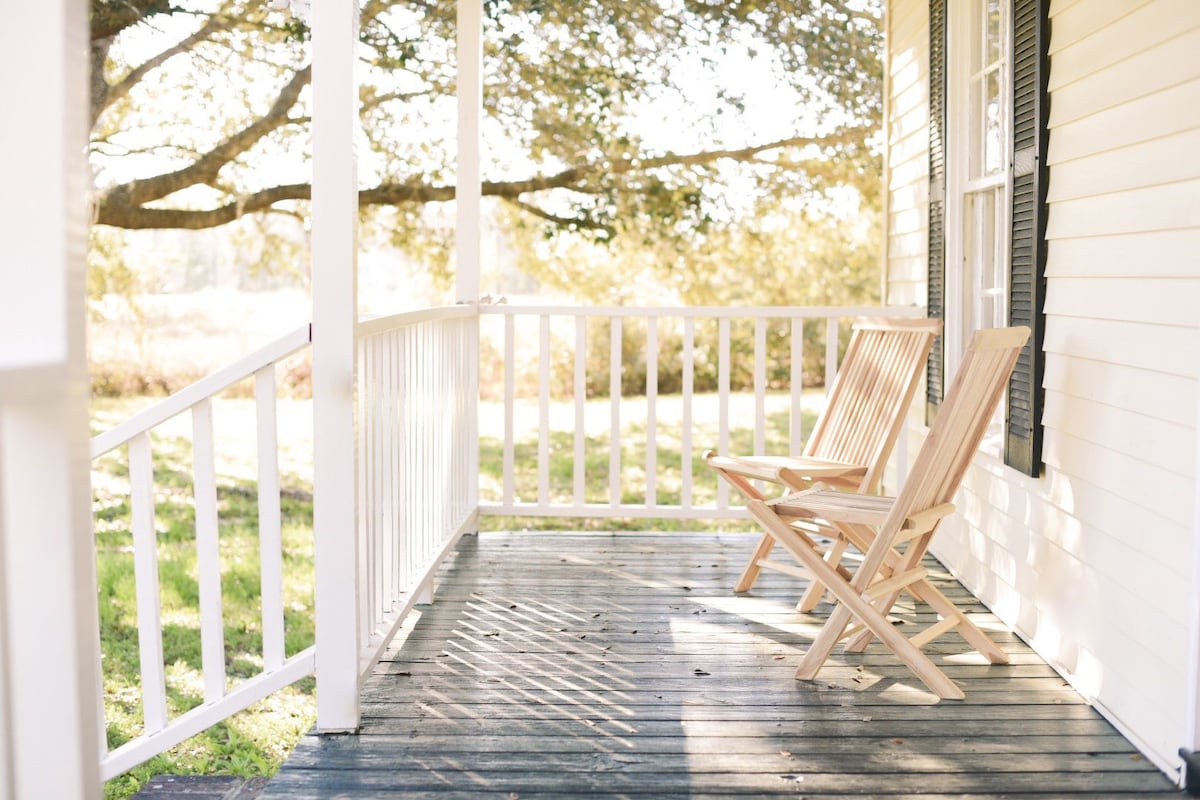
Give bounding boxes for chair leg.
[908,579,1009,664]
[734,533,776,593]
[796,584,965,700]
[795,536,847,612]
[747,501,965,700]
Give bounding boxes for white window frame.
[944,0,1013,380]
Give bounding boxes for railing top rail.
[479,304,924,320]
[357,304,478,338]
[90,323,312,459]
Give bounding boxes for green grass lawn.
[90,391,805,798]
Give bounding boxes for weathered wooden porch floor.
[263,532,1179,799]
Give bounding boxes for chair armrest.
[705,452,867,488]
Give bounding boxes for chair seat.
[705,454,867,488]
[769,487,895,525]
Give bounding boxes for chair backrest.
[804,317,942,492]
[890,326,1031,520]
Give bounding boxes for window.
[946,0,1010,377]
[927,0,1048,477]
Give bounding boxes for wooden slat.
[573,316,585,505]
[645,316,658,507]
[789,318,803,453]
[538,315,550,506]
[681,318,695,509]
[256,367,285,671]
[753,318,766,458]
[609,317,622,506]
[190,400,226,704]
[129,432,167,734]
[716,318,730,509]
[501,314,515,505]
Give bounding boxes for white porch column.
[311,0,362,731]
[456,0,483,517]
[0,0,103,797]
[455,0,483,304]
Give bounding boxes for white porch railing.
[86,301,922,781]
[477,304,922,519]
[355,306,479,673]
[89,325,315,780]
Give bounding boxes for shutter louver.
[926,0,947,424]
[1005,0,1048,477]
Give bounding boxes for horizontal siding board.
[1041,427,1194,527]
[890,127,932,165]
[1043,352,1198,427]
[1048,26,1200,128]
[888,153,929,188]
[1049,0,1200,90]
[1042,469,1193,581]
[1045,179,1200,239]
[1042,276,1200,327]
[1046,129,1200,201]
[1046,229,1200,277]
[1043,315,1200,379]
[892,260,926,284]
[888,0,926,46]
[1048,0,1153,54]
[1047,78,1200,161]
[885,282,924,307]
[890,104,929,147]
[887,230,926,260]
[1043,388,1194,476]
[887,181,926,213]
[949,457,1190,587]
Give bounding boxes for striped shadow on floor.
[262,531,1179,799]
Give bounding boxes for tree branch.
[98,64,311,211]
[504,198,615,236]
[90,0,179,41]
[93,14,232,125]
[96,127,871,230]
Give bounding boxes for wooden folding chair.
[746,326,1030,700]
[705,317,941,607]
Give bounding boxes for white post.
[456,0,483,519]
[311,0,361,732]
[456,0,483,304]
[0,0,102,797]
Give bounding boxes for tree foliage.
[89,0,883,255]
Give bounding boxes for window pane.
[984,68,1002,174]
[986,0,1002,65]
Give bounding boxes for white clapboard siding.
[884,0,928,308]
[1045,180,1200,239]
[1049,25,1200,126]
[1044,276,1200,328]
[885,0,1200,777]
[1043,316,1200,378]
[1044,390,1193,486]
[1047,78,1200,162]
[1048,0,1153,54]
[1049,0,1190,88]
[1043,353,1197,427]
[1046,229,1200,278]
[1047,129,1200,203]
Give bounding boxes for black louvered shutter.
[1006,0,1048,476]
[926,0,946,423]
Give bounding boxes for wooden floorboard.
[262,532,1180,798]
